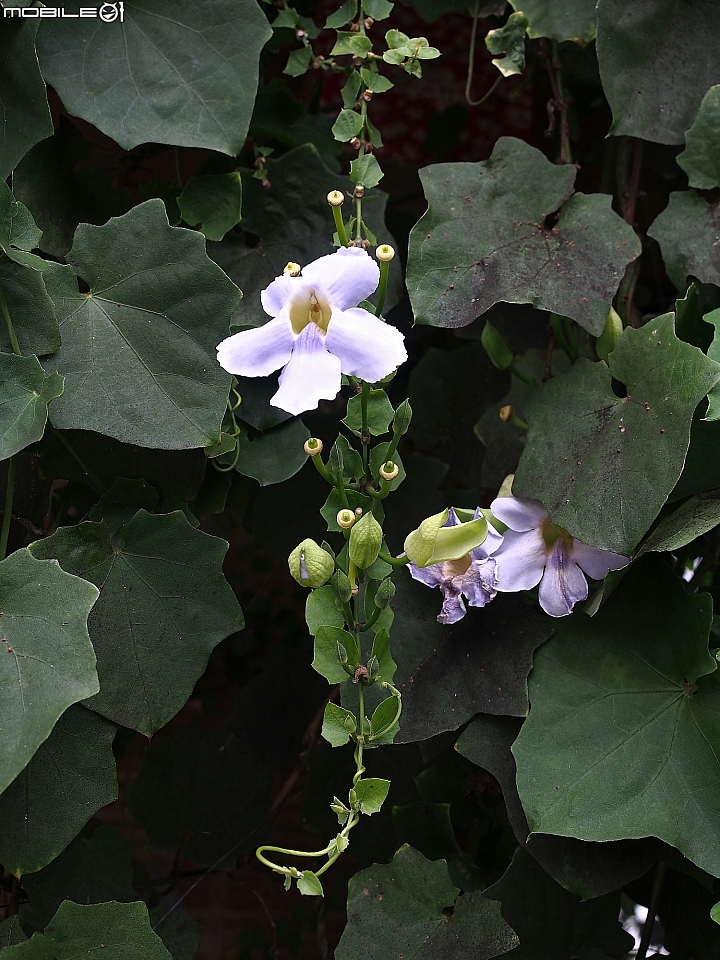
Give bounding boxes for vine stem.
[465,0,501,106]
[375,258,390,317]
[635,860,666,960]
[360,381,370,478]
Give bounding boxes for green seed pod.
[331,569,353,603]
[288,539,335,588]
[481,320,513,370]
[348,510,383,569]
[392,398,412,435]
[374,577,395,609]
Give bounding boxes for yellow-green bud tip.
[379,461,399,481]
[327,190,345,207]
[376,244,395,262]
[499,405,513,423]
[283,261,302,277]
[337,509,356,529]
[304,437,323,456]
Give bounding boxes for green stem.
[355,195,363,242]
[0,286,21,356]
[332,205,349,247]
[360,381,370,477]
[508,362,533,387]
[375,258,390,317]
[310,452,336,485]
[0,457,17,560]
[384,431,400,464]
[635,861,666,960]
[49,426,106,495]
[465,0,501,106]
[378,550,409,566]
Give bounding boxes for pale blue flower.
[408,507,503,624]
[216,247,407,415]
[491,496,628,617]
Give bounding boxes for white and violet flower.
[408,507,504,625]
[216,247,407,416]
[491,496,628,617]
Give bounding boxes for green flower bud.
[328,442,344,477]
[348,510,383,569]
[481,320,513,370]
[343,715,357,734]
[374,577,395,609]
[596,306,623,362]
[404,509,488,567]
[336,640,349,666]
[367,655,380,680]
[288,539,335,588]
[331,569,353,603]
[392,398,412,435]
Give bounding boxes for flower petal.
[572,541,629,580]
[493,529,547,592]
[490,496,547,532]
[471,521,504,560]
[261,275,311,317]
[408,562,444,589]
[302,247,380,311]
[463,558,499,608]
[217,316,294,377]
[325,307,407,382]
[538,546,588,617]
[438,578,467,624]
[270,323,341,415]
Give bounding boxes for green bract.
[289,539,335,587]
[403,509,488,567]
[348,510,384,568]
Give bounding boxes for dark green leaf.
[370,627,397,684]
[0,549,99,795]
[407,138,640,336]
[363,0,394,19]
[236,417,309,485]
[128,726,271,868]
[322,702,356,747]
[456,713,659,898]
[0,706,117,876]
[509,0,597,43]
[30,510,243,737]
[326,0,357,27]
[0,934,56,959]
[648,191,720,291]
[638,491,720,555]
[42,201,240,449]
[514,314,720,553]
[369,696,399,743]
[210,144,401,326]
[597,0,720,144]
[349,153,384,189]
[306,585,345,636]
[0,178,48,272]
[486,12,528,76]
[677,85,720,189]
[36,0,271,156]
[13,117,125,260]
[0,917,26,949]
[513,558,720,877]
[0,354,63,460]
[23,822,135,928]
[336,845,518,959]
[149,910,202,960]
[0,18,53,179]
[332,108,365,142]
[46,900,171,960]
[705,307,720,419]
[344,389,394,436]
[0,259,61,356]
[177,173,242,241]
[88,477,160,535]
[391,575,554,743]
[284,46,314,77]
[485,847,633,960]
[231,374,291,431]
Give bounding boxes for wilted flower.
[491,496,628,617]
[216,247,407,415]
[408,507,503,624]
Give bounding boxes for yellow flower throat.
[290,292,331,336]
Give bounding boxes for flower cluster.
[216,247,406,416]
[409,496,628,622]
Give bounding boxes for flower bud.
[354,183,366,199]
[350,137,362,149]
[362,89,373,101]
[343,715,357,734]
[379,460,399,481]
[404,509,488,567]
[288,539,335,588]
[374,577,395,609]
[331,569,353,602]
[349,510,383,569]
[304,437,323,456]
[499,404,513,422]
[283,261,301,277]
[481,321,513,370]
[392,399,412,435]
[355,506,363,516]
[367,655,380,680]
[327,190,344,207]
[596,306,623,362]
[328,442,344,477]
[337,508,356,529]
[376,243,395,262]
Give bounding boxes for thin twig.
[465,0,501,107]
